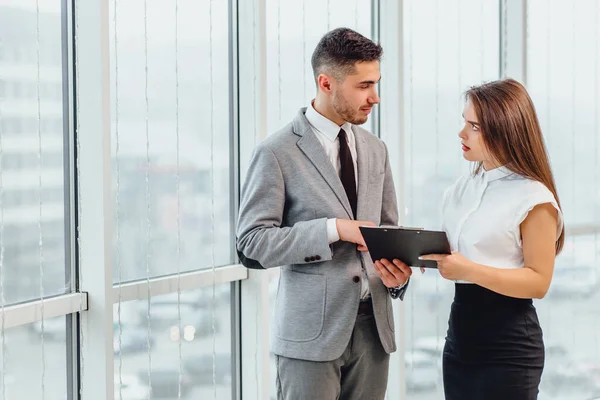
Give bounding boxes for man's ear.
[317,74,333,94]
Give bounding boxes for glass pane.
[109,0,233,284]
[0,1,69,303]
[527,1,600,398]
[402,1,500,398]
[5,316,69,399]
[113,284,232,399]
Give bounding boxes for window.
[401,1,500,398]
[527,1,600,397]
[0,0,68,303]
[4,318,70,400]
[109,0,234,283]
[113,285,233,398]
[106,1,238,398]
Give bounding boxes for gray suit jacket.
[236,108,400,362]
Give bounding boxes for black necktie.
[338,129,357,219]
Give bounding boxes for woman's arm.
[420,202,559,299]
[464,203,559,299]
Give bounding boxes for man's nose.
[369,93,380,104]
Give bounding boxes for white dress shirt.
[304,103,370,298]
[441,166,564,284]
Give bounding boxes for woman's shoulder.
[504,176,561,218]
[508,177,563,237]
[506,175,556,199]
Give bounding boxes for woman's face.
[458,100,494,167]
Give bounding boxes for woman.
[377,79,564,399]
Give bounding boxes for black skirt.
[443,283,545,400]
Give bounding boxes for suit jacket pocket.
[274,270,326,342]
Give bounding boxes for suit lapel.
[296,130,353,219]
[354,127,370,221]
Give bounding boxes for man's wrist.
[326,218,340,244]
[389,277,410,300]
[396,278,409,290]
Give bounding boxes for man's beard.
[332,92,368,125]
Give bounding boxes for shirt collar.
[305,101,353,141]
[481,165,513,182]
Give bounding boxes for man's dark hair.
[311,27,383,84]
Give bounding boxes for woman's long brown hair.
[466,78,564,254]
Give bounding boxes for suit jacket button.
[315,255,321,261]
[353,276,360,283]
[310,256,316,262]
[305,257,311,263]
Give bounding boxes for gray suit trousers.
[275,313,390,400]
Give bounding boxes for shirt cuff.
[389,277,410,300]
[326,218,340,244]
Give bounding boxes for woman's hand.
[419,251,476,281]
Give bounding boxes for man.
[236,28,412,400]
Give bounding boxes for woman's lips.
[462,144,471,151]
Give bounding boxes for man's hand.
[374,258,413,288]
[336,219,375,250]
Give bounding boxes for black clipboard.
[359,226,451,269]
